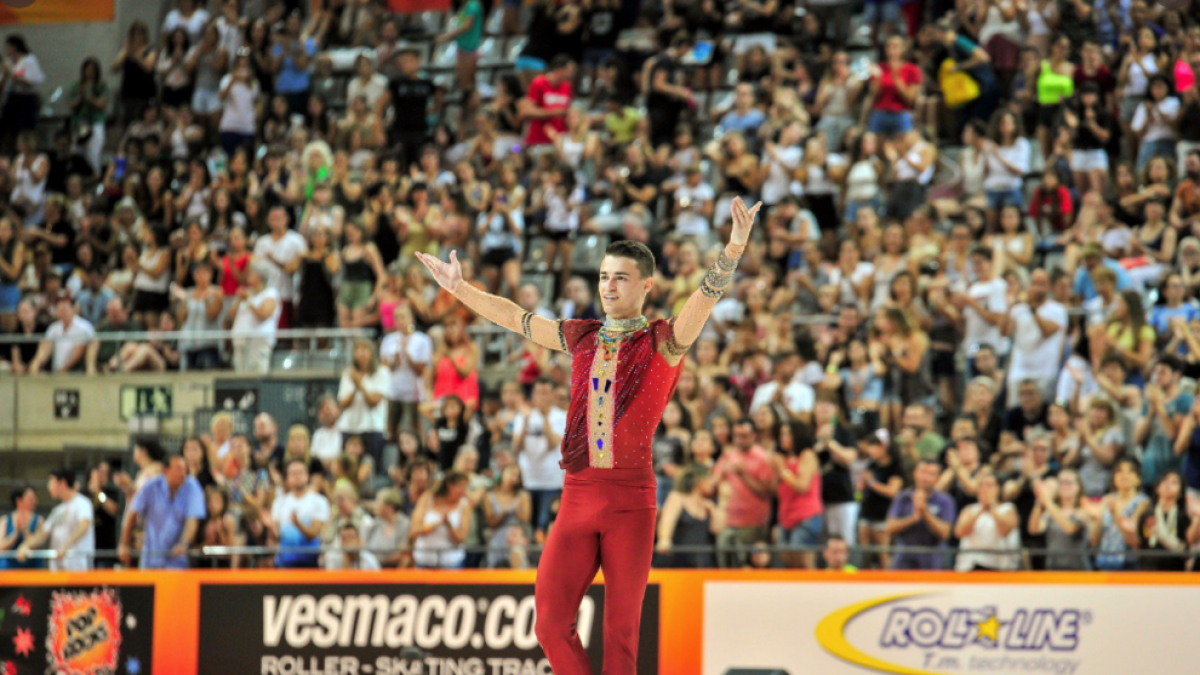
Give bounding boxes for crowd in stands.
[7,0,1200,570]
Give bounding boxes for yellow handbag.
[940,58,981,108]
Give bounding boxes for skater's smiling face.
[598,255,654,320]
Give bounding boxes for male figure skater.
[416,197,760,674]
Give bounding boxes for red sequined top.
[559,319,686,485]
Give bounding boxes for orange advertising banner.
[0,569,1195,675]
[0,0,114,25]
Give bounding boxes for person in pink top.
[709,417,775,568]
[521,55,574,148]
[866,35,922,138]
[773,422,823,569]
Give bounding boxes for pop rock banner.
[199,582,660,675]
[0,585,155,675]
[702,579,1199,675]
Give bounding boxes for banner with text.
[199,581,660,675]
[0,583,155,675]
[703,579,1198,675]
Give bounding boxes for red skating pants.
[534,468,657,675]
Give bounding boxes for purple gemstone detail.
[592,378,599,390]
[597,439,604,449]
[604,380,612,393]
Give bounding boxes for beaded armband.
[557,320,570,354]
[662,317,689,358]
[699,250,741,298]
[520,312,534,340]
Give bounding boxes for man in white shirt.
[513,380,567,539]
[672,166,716,240]
[271,460,330,568]
[310,396,344,466]
[958,245,1008,375]
[1003,269,1068,407]
[379,304,434,438]
[18,469,94,571]
[30,295,95,374]
[230,264,280,373]
[253,206,307,328]
[749,351,815,423]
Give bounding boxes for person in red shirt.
[1029,169,1075,236]
[865,35,922,138]
[416,198,762,675]
[522,54,575,148]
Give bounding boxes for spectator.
[176,261,223,370]
[270,459,330,569]
[410,470,472,569]
[254,206,307,328]
[1136,356,1192,488]
[366,489,411,568]
[218,51,261,156]
[229,263,280,373]
[380,304,433,438]
[1029,470,1093,571]
[1092,457,1149,571]
[1003,269,1068,406]
[252,413,284,470]
[711,418,774,568]
[865,36,921,138]
[772,422,822,569]
[513,379,566,539]
[322,481,374,549]
[522,55,574,149]
[0,486,43,570]
[748,351,814,421]
[1,37,45,153]
[885,459,956,570]
[481,465,530,568]
[67,58,108,173]
[657,465,724,569]
[822,533,858,572]
[338,338,390,467]
[858,432,903,569]
[310,396,344,467]
[29,294,94,374]
[1137,471,1200,572]
[119,454,205,569]
[953,469,1021,571]
[16,469,93,572]
[431,316,480,411]
[326,523,381,571]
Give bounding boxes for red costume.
[534,318,685,674]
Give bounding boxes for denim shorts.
[785,514,825,548]
[864,0,901,23]
[516,56,547,72]
[986,188,1024,212]
[869,110,913,136]
[0,284,18,313]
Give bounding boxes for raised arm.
[664,197,761,364]
[415,250,571,353]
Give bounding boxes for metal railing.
[1,543,1191,569]
[1,327,375,373]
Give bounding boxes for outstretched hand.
[415,250,463,293]
[730,196,762,247]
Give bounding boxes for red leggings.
[534,470,657,675]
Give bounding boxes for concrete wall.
[0,0,171,117]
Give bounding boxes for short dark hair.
[550,54,574,71]
[50,469,76,489]
[9,486,33,507]
[605,240,656,278]
[733,417,756,432]
[1159,354,1185,373]
[135,437,167,463]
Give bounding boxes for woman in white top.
[338,339,391,468]
[758,120,804,207]
[0,36,46,149]
[1118,27,1169,163]
[843,131,885,222]
[131,226,173,328]
[954,469,1021,571]
[8,131,48,226]
[410,471,473,569]
[981,109,1030,232]
[884,128,936,221]
[219,51,260,156]
[813,51,863,154]
[230,263,280,374]
[1131,75,1180,171]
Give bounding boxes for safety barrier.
[0,569,1194,675]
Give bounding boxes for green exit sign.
[119,386,174,420]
